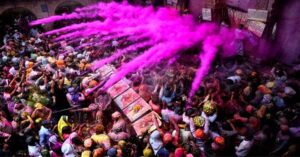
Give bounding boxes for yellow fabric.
[58,116,72,139]
[28,62,34,68]
[34,103,44,109]
[35,118,42,124]
[81,150,91,157]
[91,134,110,144]
[8,50,16,56]
[47,57,56,63]
[118,140,126,148]
[26,68,32,80]
[64,78,71,86]
[143,148,153,157]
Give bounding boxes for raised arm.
[170,117,180,145]
[203,117,210,134]
[152,113,164,135]
[46,107,52,120]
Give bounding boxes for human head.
[193,116,205,127]
[245,105,254,114]
[149,130,163,155]
[143,148,153,157]
[174,147,186,157]
[71,135,82,146]
[118,140,126,148]
[107,147,117,157]
[95,124,105,134]
[93,148,105,157]
[41,120,52,128]
[203,101,216,115]
[26,136,36,146]
[62,125,72,136]
[195,129,205,139]
[280,124,289,133]
[84,138,93,148]
[211,136,225,150]
[163,133,172,144]
[112,111,121,120]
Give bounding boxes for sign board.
[107,79,130,99]
[123,98,151,122]
[247,20,266,37]
[248,9,268,22]
[202,8,212,21]
[114,88,140,110]
[132,112,161,136]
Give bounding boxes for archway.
[54,1,84,28]
[0,7,37,43]
[0,7,36,25]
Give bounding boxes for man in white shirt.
[39,120,52,147]
[235,135,254,157]
[61,132,78,157]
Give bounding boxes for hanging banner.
[248,9,268,22]
[202,8,212,21]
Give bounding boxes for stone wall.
[189,0,204,19]
[0,0,99,19]
[275,0,300,64]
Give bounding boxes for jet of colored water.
[31,2,255,99]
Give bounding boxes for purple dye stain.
[30,2,256,98]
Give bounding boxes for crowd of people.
[1,14,300,157]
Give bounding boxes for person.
[235,134,254,157]
[81,138,93,157]
[108,111,130,142]
[91,124,111,150]
[1,13,300,157]
[38,120,52,148]
[57,116,73,140]
[31,103,52,121]
[26,136,42,157]
[51,75,70,121]
[160,82,176,106]
[269,124,290,155]
[61,132,81,157]
[66,87,85,108]
[149,130,169,157]
[48,135,63,157]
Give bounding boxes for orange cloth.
[89,80,98,87]
[195,129,205,139]
[258,85,272,94]
[214,136,225,145]
[56,60,65,69]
